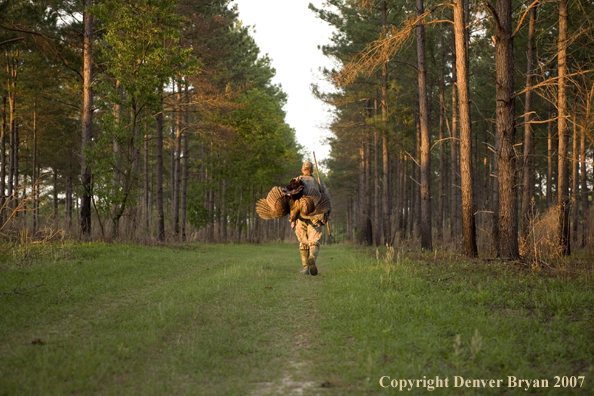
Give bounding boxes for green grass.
[0,243,592,395]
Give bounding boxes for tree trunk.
[66,175,73,229]
[156,88,165,241]
[571,111,580,246]
[172,80,182,236]
[111,84,122,238]
[80,0,94,237]
[6,49,18,214]
[373,111,381,246]
[453,0,477,257]
[450,39,460,242]
[365,134,372,245]
[580,115,588,248]
[1,96,6,224]
[557,0,570,255]
[414,113,421,235]
[381,0,391,245]
[521,6,537,239]
[181,85,189,241]
[547,108,554,207]
[438,35,446,242]
[358,144,366,243]
[394,152,402,240]
[494,0,519,259]
[402,154,409,237]
[491,125,500,257]
[417,0,432,250]
[32,100,37,234]
[144,134,150,231]
[53,168,58,221]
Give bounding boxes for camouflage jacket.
[297,175,331,224]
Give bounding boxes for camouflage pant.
[295,218,322,250]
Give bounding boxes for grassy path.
[1,243,593,395]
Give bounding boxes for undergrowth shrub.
[0,228,73,267]
[519,206,566,268]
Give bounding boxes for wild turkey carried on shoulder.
[255,178,331,221]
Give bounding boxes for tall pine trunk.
[1,96,6,224]
[381,0,391,245]
[521,6,537,239]
[32,100,37,234]
[144,134,150,231]
[6,49,18,214]
[173,80,182,236]
[557,0,570,255]
[180,85,189,242]
[438,35,446,242]
[571,111,580,245]
[494,0,519,259]
[417,0,432,250]
[450,39,460,242]
[80,0,94,237]
[580,114,588,247]
[373,114,381,246]
[156,88,165,241]
[453,0,477,256]
[547,108,554,207]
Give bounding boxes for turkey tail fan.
[302,186,321,205]
[256,199,284,220]
[311,193,332,215]
[266,186,290,216]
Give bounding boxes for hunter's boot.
[307,244,319,276]
[300,248,310,275]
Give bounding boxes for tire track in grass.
[0,244,335,395]
[249,258,326,396]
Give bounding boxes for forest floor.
[0,242,593,395]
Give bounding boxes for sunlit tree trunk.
[453,0,477,257]
[381,0,391,245]
[80,0,94,237]
[417,0,432,250]
[521,6,537,239]
[6,49,18,213]
[557,0,570,255]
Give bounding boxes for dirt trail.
[250,282,321,396]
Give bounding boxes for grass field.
[0,242,592,395]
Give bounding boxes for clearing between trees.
[0,243,592,395]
